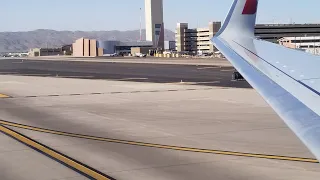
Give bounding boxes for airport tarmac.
[0,74,320,180]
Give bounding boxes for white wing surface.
[212,0,320,161]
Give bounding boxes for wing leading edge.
[212,0,320,161]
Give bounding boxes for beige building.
[175,22,221,54]
[72,38,102,57]
[131,47,152,55]
[29,48,62,57]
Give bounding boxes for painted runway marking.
[197,67,220,70]
[220,69,235,72]
[18,74,52,76]
[4,88,217,99]
[0,81,25,84]
[0,72,19,74]
[0,125,115,180]
[0,119,317,164]
[174,81,221,85]
[195,81,221,84]
[56,76,95,78]
[116,78,149,81]
[0,94,10,98]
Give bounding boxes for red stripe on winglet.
[242,0,258,14]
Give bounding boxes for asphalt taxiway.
[0,58,319,180]
[0,58,249,88]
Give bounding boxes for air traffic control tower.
[145,0,164,50]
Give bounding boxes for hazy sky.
[2,0,319,32]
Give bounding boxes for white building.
[145,0,164,49]
[278,36,320,55]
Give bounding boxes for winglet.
[215,0,258,38]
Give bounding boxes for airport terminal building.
[72,38,154,57]
[97,40,153,55]
[176,23,320,54]
[255,24,320,42]
[278,36,320,55]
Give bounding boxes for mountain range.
[0,29,175,53]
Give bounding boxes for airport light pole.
[140,7,142,41]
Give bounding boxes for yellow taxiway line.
[0,125,115,180]
[0,119,318,164]
[0,94,10,98]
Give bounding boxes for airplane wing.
[212,0,320,161]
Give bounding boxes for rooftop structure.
[255,23,320,42]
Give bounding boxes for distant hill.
[0,29,175,53]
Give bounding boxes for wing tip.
[215,0,258,38]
